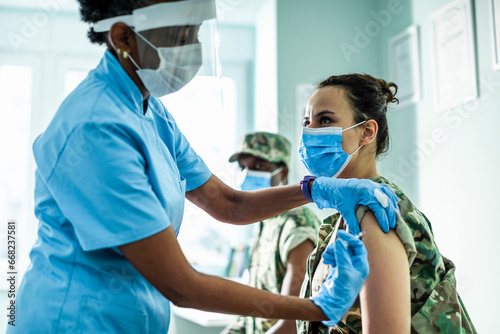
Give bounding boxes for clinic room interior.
[1,0,499,333]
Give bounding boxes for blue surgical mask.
[298,121,366,178]
[238,166,284,191]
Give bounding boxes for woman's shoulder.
[368,176,407,201]
[369,176,428,224]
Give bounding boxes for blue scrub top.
[10,50,212,333]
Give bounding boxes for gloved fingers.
[321,319,339,327]
[322,243,337,267]
[381,186,400,229]
[332,236,354,269]
[336,230,367,257]
[368,204,390,233]
[335,230,367,263]
[380,184,400,210]
[342,213,361,236]
[372,195,396,231]
[324,267,338,289]
[387,205,397,231]
[336,231,369,277]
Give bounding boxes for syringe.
[340,231,365,248]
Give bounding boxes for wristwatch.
[300,175,317,203]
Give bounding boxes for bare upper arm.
[281,239,315,296]
[358,210,411,334]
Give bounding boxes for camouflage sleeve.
[354,205,417,266]
[278,208,320,265]
[221,316,246,334]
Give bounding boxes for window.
[161,76,254,277]
[0,65,33,286]
[64,69,89,97]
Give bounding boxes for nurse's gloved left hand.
[311,177,399,235]
[311,230,369,327]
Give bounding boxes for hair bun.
[376,79,399,106]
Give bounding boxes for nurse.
[11,1,399,332]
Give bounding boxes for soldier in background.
[223,132,321,334]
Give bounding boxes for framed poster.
[491,0,500,70]
[430,0,478,112]
[389,25,421,107]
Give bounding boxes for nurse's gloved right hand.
[311,177,399,235]
[311,230,369,327]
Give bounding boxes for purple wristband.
[300,176,316,203]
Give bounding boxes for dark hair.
[316,74,398,157]
[77,0,155,45]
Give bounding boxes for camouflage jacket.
[224,206,320,334]
[297,176,476,334]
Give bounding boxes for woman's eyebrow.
[315,110,335,117]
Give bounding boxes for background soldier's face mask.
[238,167,284,191]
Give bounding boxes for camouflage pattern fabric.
[297,176,476,334]
[228,132,291,168]
[223,206,320,334]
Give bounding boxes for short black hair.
[77,0,155,45]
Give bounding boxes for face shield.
[93,0,221,97]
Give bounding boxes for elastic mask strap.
[125,31,156,72]
[271,165,284,177]
[349,145,363,156]
[108,37,140,70]
[133,30,159,51]
[342,120,367,132]
[331,145,363,178]
[128,30,164,72]
[127,53,142,71]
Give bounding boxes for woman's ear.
[108,22,137,58]
[360,119,378,146]
[281,166,289,184]
[271,166,288,186]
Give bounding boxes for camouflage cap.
[229,132,291,167]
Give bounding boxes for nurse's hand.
[311,230,369,327]
[311,177,399,235]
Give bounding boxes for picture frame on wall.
[430,0,478,112]
[388,25,421,108]
[491,0,500,70]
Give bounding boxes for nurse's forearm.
[119,227,327,322]
[180,272,326,321]
[186,174,309,225]
[230,184,309,224]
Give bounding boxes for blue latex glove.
[311,177,399,235]
[311,230,369,327]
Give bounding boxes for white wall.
[254,0,278,132]
[409,1,500,331]
[372,0,500,329]
[276,0,386,184]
